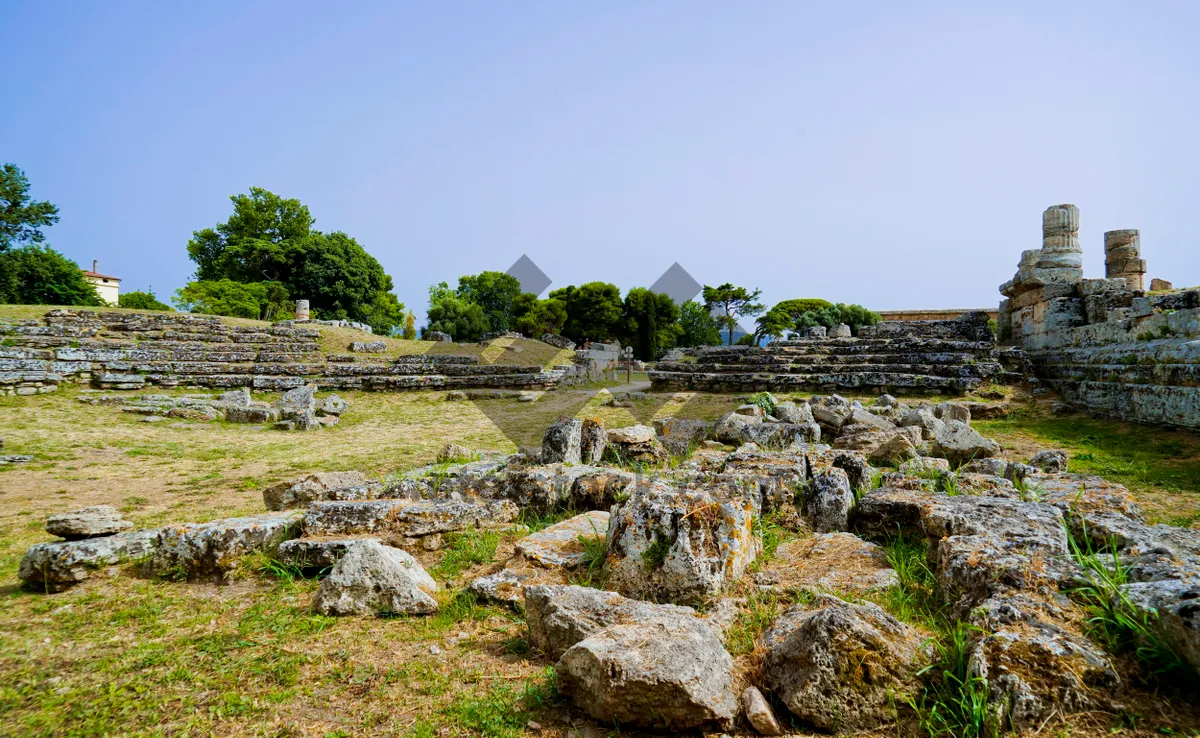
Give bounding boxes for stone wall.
[0,310,572,395]
[998,204,1200,428]
[649,312,1001,394]
[876,308,999,323]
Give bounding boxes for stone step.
[649,370,982,392]
[652,362,1001,380]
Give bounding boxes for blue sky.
[4,1,1198,324]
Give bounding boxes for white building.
[81,260,120,305]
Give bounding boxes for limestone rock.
[468,569,531,606]
[763,595,928,731]
[606,481,759,604]
[303,500,409,536]
[1121,578,1200,676]
[45,505,132,540]
[568,469,637,510]
[311,540,438,616]
[755,532,897,595]
[316,394,347,416]
[899,407,944,441]
[524,584,703,660]
[898,456,951,476]
[935,401,971,424]
[804,469,854,533]
[741,686,782,736]
[558,618,737,731]
[262,471,373,511]
[19,529,159,592]
[932,420,1001,467]
[832,451,874,493]
[389,499,518,537]
[500,464,605,514]
[1029,449,1068,473]
[774,400,814,425]
[809,395,854,435]
[869,432,918,466]
[968,603,1119,731]
[149,512,303,580]
[515,511,609,569]
[436,443,475,463]
[580,418,606,464]
[542,418,582,464]
[605,424,666,463]
[276,537,379,570]
[714,411,761,445]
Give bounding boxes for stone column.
[1035,204,1083,274]
[295,300,310,321]
[1104,230,1146,291]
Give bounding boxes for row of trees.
[0,168,411,334]
[424,273,720,359]
[2,164,879,347]
[422,276,878,359]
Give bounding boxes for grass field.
[0,382,1197,736]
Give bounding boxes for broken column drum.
[1104,230,1146,291]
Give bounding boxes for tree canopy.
[185,188,403,333]
[678,300,722,347]
[457,271,523,333]
[172,280,293,320]
[702,283,765,346]
[512,293,567,337]
[0,164,60,252]
[118,290,172,311]
[0,245,101,306]
[425,293,488,341]
[621,288,681,360]
[755,298,882,340]
[549,282,624,343]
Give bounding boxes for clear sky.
[4,1,1198,324]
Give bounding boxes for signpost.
[624,346,633,384]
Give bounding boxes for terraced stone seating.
[650,313,1001,394]
[0,310,570,394]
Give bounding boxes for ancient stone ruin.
[649,311,1003,393]
[1000,204,1200,428]
[0,310,576,395]
[20,402,1198,734]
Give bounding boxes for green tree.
[678,300,722,347]
[0,245,101,306]
[548,282,624,343]
[702,283,765,346]
[754,306,796,344]
[0,164,60,252]
[621,288,681,361]
[512,294,567,337]
[456,271,523,333]
[186,188,403,333]
[425,293,487,341]
[172,280,293,320]
[403,311,417,340]
[792,302,881,334]
[118,289,172,311]
[187,188,314,280]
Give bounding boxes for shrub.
[172,279,293,320]
[0,244,102,306]
[118,290,172,311]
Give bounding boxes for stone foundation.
[0,310,572,394]
[649,313,1001,394]
[999,205,1200,429]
